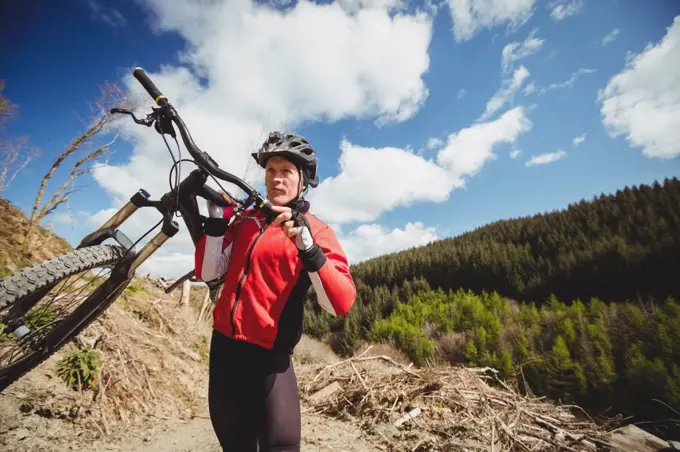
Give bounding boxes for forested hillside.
[303,177,680,439]
[350,177,680,305]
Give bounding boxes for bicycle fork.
[80,188,181,278]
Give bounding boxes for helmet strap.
[285,168,307,209]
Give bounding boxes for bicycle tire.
[0,244,129,392]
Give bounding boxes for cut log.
[394,407,421,427]
[308,381,342,405]
[607,425,670,452]
[180,280,191,310]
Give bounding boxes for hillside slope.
[0,198,71,277]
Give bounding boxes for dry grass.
[436,331,469,363]
[0,198,71,275]
[356,341,412,365]
[84,298,211,431]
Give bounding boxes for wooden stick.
[350,361,368,391]
[151,304,179,335]
[353,355,421,377]
[142,365,155,399]
[197,289,211,322]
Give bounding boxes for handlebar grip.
[256,197,276,217]
[199,185,234,208]
[132,67,167,106]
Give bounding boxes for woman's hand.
[270,205,314,251]
[270,205,296,236]
[216,190,236,205]
[206,190,235,218]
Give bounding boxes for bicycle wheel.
[0,244,129,392]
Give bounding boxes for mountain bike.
[0,67,279,392]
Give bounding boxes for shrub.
[56,348,102,391]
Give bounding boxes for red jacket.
[194,201,356,353]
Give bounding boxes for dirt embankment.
[0,198,72,277]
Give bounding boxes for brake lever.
[110,108,155,127]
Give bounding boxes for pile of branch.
[298,347,615,452]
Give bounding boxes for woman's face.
[265,156,302,206]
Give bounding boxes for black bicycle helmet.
[251,131,319,188]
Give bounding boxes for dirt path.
[87,411,379,452]
[1,411,379,452]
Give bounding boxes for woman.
[194,131,356,451]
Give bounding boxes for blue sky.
[2,0,679,276]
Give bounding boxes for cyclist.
[194,131,356,451]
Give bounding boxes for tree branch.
[23,81,132,250]
[37,144,110,221]
[0,81,41,195]
[42,190,77,217]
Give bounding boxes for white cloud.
[337,0,407,14]
[308,140,457,224]
[510,149,522,159]
[338,222,438,263]
[523,81,536,95]
[501,28,544,73]
[479,65,530,120]
[89,0,435,276]
[142,0,432,127]
[598,16,680,159]
[457,88,466,99]
[549,0,583,21]
[572,133,586,146]
[601,28,620,46]
[538,67,595,95]
[427,137,444,149]
[525,149,566,166]
[311,106,532,225]
[134,252,196,279]
[446,0,536,42]
[438,106,532,177]
[49,212,77,226]
[87,0,126,28]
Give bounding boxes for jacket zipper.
[230,225,266,337]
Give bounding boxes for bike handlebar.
[130,67,275,214]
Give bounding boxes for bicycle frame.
[0,67,279,383]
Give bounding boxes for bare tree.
[0,80,40,196]
[23,81,132,249]
[0,80,16,121]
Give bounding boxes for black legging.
[208,329,301,451]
